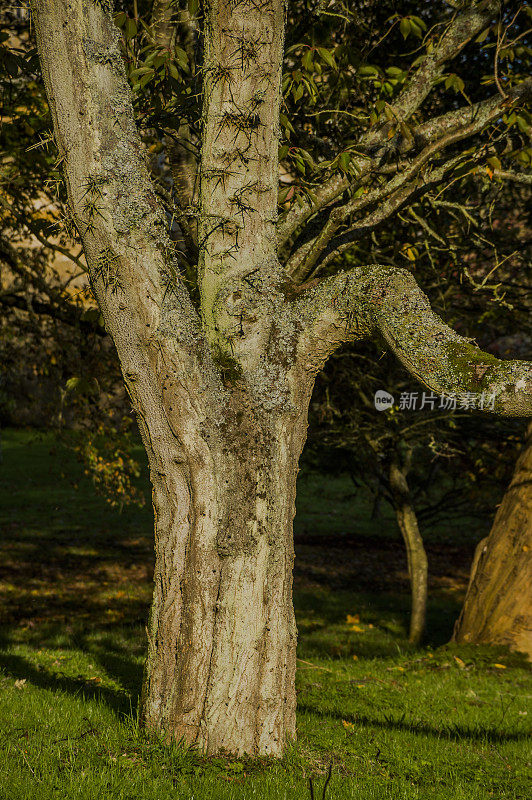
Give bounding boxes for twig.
[297,658,333,673]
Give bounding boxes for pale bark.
[389,453,428,645]
[453,425,532,658]
[30,0,532,757]
[140,408,307,755]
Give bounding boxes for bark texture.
[453,425,532,659]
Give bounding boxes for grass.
[0,428,530,799]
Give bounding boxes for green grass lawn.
[0,428,530,799]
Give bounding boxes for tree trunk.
[389,453,428,645]
[453,424,532,658]
[139,397,308,755]
[30,0,532,761]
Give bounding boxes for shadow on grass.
[0,585,463,723]
[0,649,134,716]
[298,702,531,744]
[0,623,144,717]
[0,428,481,735]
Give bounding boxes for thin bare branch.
[277,0,501,249]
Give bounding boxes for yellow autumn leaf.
[342,720,354,730]
[350,625,364,633]
[346,614,360,625]
[454,656,466,669]
[493,663,507,669]
[352,654,358,661]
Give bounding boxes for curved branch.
[294,265,532,416]
[0,291,105,334]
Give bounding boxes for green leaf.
[129,66,154,82]
[386,67,405,78]
[278,185,293,204]
[486,156,501,171]
[168,62,180,81]
[293,154,306,174]
[298,148,315,168]
[302,49,314,72]
[475,27,490,43]
[409,20,424,38]
[517,115,531,134]
[125,17,138,41]
[410,15,427,31]
[445,74,465,93]
[113,12,127,28]
[280,113,295,135]
[317,47,336,69]
[174,47,189,70]
[338,152,351,172]
[139,70,155,89]
[400,18,411,39]
[358,65,379,77]
[292,83,304,102]
[153,53,168,69]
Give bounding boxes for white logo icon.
[374,390,394,411]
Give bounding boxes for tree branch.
[0,194,86,271]
[294,265,532,416]
[491,170,532,185]
[277,0,501,250]
[386,1,500,122]
[287,76,532,280]
[0,291,104,334]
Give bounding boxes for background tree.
[21,0,532,756]
[306,157,531,646]
[453,421,532,656]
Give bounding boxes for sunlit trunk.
[139,397,308,755]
